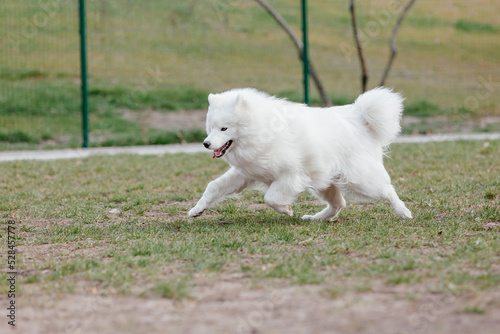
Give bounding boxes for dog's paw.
[302,214,328,221]
[277,205,293,217]
[188,207,204,217]
[400,208,413,219]
[395,206,412,219]
[283,205,293,217]
[302,213,339,221]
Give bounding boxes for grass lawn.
[0,140,498,330]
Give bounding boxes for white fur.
[189,87,412,220]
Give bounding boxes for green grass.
[87,85,209,111]
[454,20,498,34]
[1,0,500,148]
[146,279,191,300]
[463,305,487,315]
[0,140,499,302]
[0,130,42,143]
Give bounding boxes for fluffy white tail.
[353,87,404,146]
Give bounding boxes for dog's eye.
[221,127,228,131]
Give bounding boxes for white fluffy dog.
[189,87,412,220]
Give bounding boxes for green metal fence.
[79,0,89,148]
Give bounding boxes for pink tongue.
[212,144,226,159]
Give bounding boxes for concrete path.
[1,132,499,163]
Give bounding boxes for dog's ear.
[208,93,217,105]
[236,93,248,111]
[235,93,250,119]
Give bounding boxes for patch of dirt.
[484,222,500,230]
[120,108,500,135]
[401,116,500,134]
[22,240,108,260]
[18,279,500,334]
[18,217,74,230]
[121,109,206,131]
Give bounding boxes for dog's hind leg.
[383,185,412,219]
[302,184,346,221]
[346,160,412,219]
[350,174,412,219]
[264,178,301,217]
[189,167,250,217]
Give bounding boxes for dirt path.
[1,132,499,162]
[121,109,207,131]
[120,109,500,135]
[18,280,500,334]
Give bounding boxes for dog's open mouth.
[212,140,233,159]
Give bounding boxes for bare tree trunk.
[349,0,368,93]
[255,0,332,106]
[380,0,417,86]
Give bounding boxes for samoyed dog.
[189,87,412,220]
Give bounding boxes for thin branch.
[380,0,417,86]
[255,0,332,106]
[349,0,368,93]
[255,0,301,49]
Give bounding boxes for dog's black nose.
[203,141,211,149]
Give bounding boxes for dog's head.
[203,90,251,159]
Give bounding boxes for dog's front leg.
[189,167,250,217]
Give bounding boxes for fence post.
[79,0,89,148]
[301,0,309,105]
